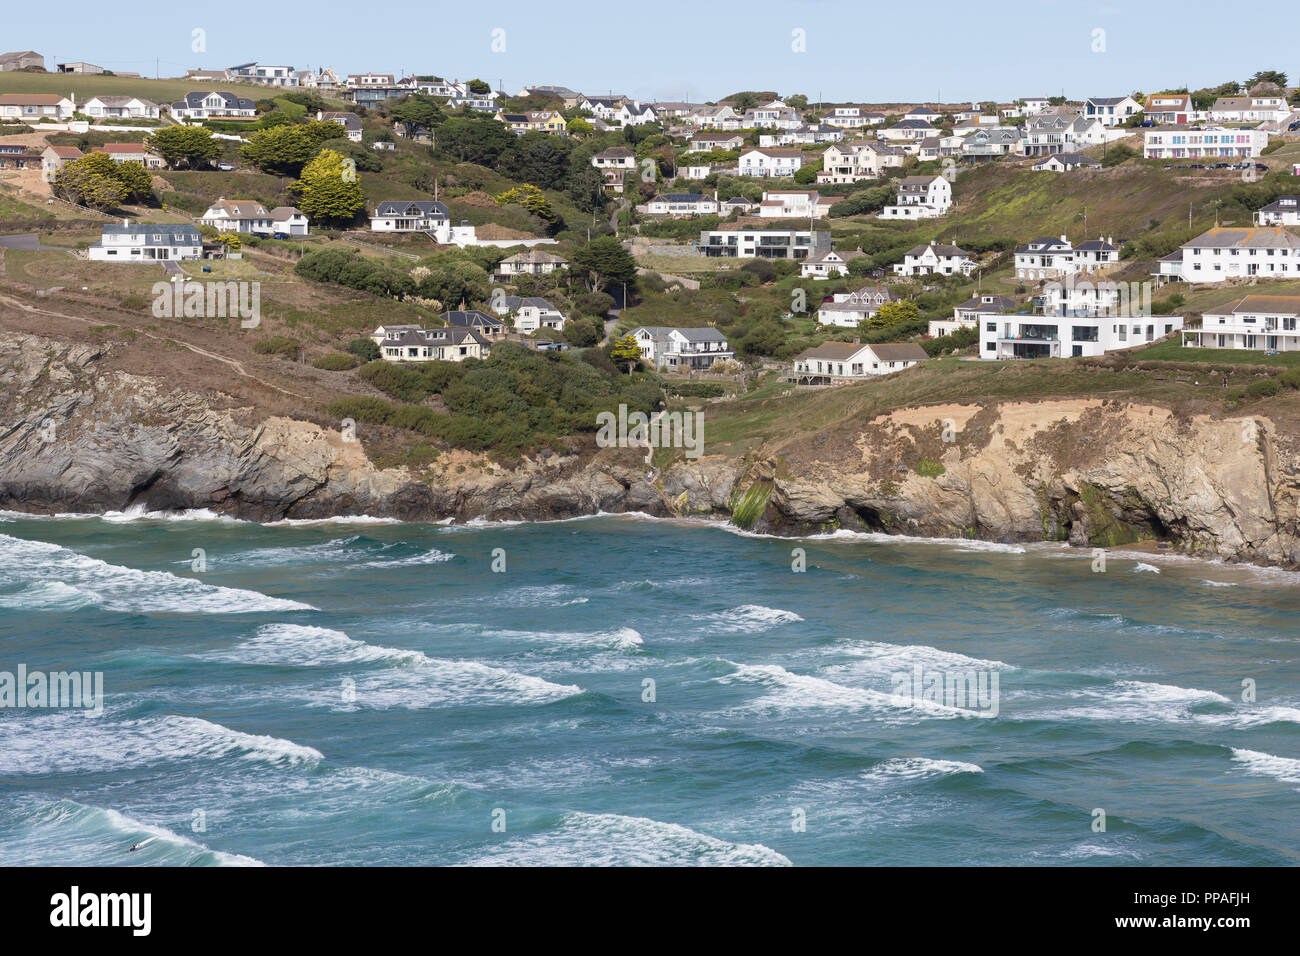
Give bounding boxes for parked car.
[216,162,235,171]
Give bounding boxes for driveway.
[0,234,53,251]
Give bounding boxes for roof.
[797,341,871,361]
[270,206,304,219]
[382,327,490,348]
[0,93,65,105]
[1183,227,1300,250]
[205,199,269,217]
[498,296,559,311]
[957,294,1017,312]
[93,143,152,154]
[100,224,201,240]
[1034,151,1099,166]
[373,200,449,217]
[805,249,864,263]
[500,250,567,263]
[1204,294,1300,316]
[654,193,709,202]
[322,111,362,130]
[905,242,971,258]
[595,146,634,157]
[173,91,256,110]
[85,95,159,107]
[443,310,504,328]
[45,145,82,158]
[744,148,803,157]
[633,326,728,343]
[869,343,929,361]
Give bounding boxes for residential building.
[686,132,744,153]
[824,107,885,129]
[879,175,952,219]
[816,140,904,184]
[644,193,718,216]
[1019,115,1106,156]
[41,144,82,177]
[904,105,942,123]
[1255,197,1300,226]
[757,189,836,219]
[1014,235,1120,281]
[894,240,975,276]
[629,326,734,370]
[791,341,928,382]
[960,127,1021,160]
[929,293,1018,337]
[270,206,309,237]
[1083,95,1142,127]
[684,105,741,129]
[980,313,1182,359]
[91,142,165,168]
[878,119,936,147]
[496,110,567,136]
[0,145,43,169]
[718,196,756,216]
[1031,151,1100,172]
[591,146,636,169]
[497,250,568,276]
[743,101,803,130]
[228,63,298,86]
[1161,227,1300,283]
[82,96,161,120]
[169,91,257,120]
[800,249,863,279]
[199,199,273,234]
[738,148,804,177]
[88,222,203,262]
[491,296,567,332]
[1144,94,1201,126]
[1143,126,1270,160]
[817,285,900,327]
[370,200,449,233]
[320,111,363,142]
[378,326,491,363]
[0,93,74,120]
[444,310,507,338]
[1208,95,1291,125]
[1185,294,1300,352]
[699,224,831,260]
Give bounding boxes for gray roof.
[497,295,558,311]
[383,327,490,348]
[443,310,504,328]
[636,326,728,343]
[172,91,256,111]
[374,200,449,218]
[101,224,201,241]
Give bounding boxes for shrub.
[668,382,725,398]
[1246,377,1280,398]
[253,336,300,357]
[1279,367,1300,390]
[312,353,360,371]
[348,337,381,362]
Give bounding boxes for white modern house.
[738,148,804,177]
[929,293,1018,337]
[630,326,734,370]
[1143,126,1269,160]
[1255,197,1300,226]
[879,176,951,219]
[271,206,309,237]
[1159,227,1300,283]
[1185,294,1300,352]
[758,189,836,219]
[979,313,1184,359]
[800,249,863,279]
[817,286,899,327]
[824,107,885,129]
[894,240,975,276]
[491,295,567,332]
[791,341,928,382]
[228,63,299,86]
[497,250,568,276]
[169,91,257,120]
[199,199,274,234]
[1015,235,1119,281]
[1083,95,1142,127]
[699,225,831,260]
[88,222,203,262]
[370,200,449,233]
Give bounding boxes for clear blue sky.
[7,0,1296,104]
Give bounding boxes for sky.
[6,0,1296,104]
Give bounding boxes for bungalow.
[718,196,756,216]
[904,105,942,123]
[816,140,904,184]
[444,309,507,338]
[800,249,863,279]
[1160,227,1300,283]
[0,93,75,121]
[981,312,1182,359]
[894,240,975,276]
[199,199,273,234]
[929,293,1018,337]
[1083,95,1142,127]
[644,193,718,216]
[591,146,637,169]
[824,107,885,129]
[791,341,928,382]
[879,175,952,219]
[687,132,744,153]
[738,148,804,177]
[759,124,843,148]
[169,91,257,120]
[82,96,161,120]
[758,189,836,219]
[1143,126,1269,160]
[497,250,568,276]
[817,285,899,326]
[88,222,203,262]
[630,326,734,370]
[491,295,567,332]
[1208,95,1291,125]
[320,111,363,142]
[41,145,82,177]
[270,206,309,237]
[743,102,804,130]
[1255,196,1300,227]
[699,224,831,259]
[1032,151,1100,172]
[378,326,491,363]
[91,143,165,168]
[1184,294,1300,352]
[370,200,449,233]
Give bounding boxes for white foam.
[861,757,984,781]
[1034,679,1232,724]
[0,714,322,775]
[716,662,967,719]
[1199,579,1239,588]
[695,605,804,634]
[1230,748,1300,786]
[308,658,584,710]
[353,547,455,568]
[1133,562,1161,574]
[0,533,315,614]
[483,626,644,651]
[101,505,244,524]
[467,812,791,867]
[265,515,403,526]
[199,623,426,667]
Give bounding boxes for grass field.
[1129,340,1300,367]
[0,72,354,110]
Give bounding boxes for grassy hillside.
[0,71,352,109]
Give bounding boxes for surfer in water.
[128,844,138,852]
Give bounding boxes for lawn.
[1129,339,1300,367]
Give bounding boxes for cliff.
[3,331,1298,568]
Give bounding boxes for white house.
[591,146,637,170]
[1144,94,1202,126]
[378,327,491,363]
[497,250,568,276]
[82,96,161,120]
[0,93,75,120]
[738,148,804,177]
[791,341,928,382]
[824,107,885,129]
[370,200,449,233]
[199,199,273,234]
[1184,294,1300,352]
[929,293,1019,337]
[878,120,936,147]
[817,285,899,326]
[91,142,165,168]
[1143,126,1269,160]
[1255,196,1300,226]
[1031,151,1100,172]
[271,206,309,237]
[1208,95,1291,125]
[228,63,298,86]
[491,295,567,332]
[169,91,257,120]
[644,193,718,216]
[320,111,363,141]
[758,189,836,219]
[1160,227,1300,283]
[894,240,975,276]
[817,140,904,184]
[879,176,951,220]
[686,132,743,153]
[1083,95,1142,127]
[800,249,863,279]
[685,105,741,129]
[699,225,831,260]
[630,326,734,370]
[1015,235,1119,281]
[980,313,1183,359]
[88,222,203,262]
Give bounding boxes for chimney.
[1060,234,1068,243]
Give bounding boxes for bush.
[668,382,726,398]
[348,337,381,362]
[312,353,360,370]
[1246,377,1280,398]
[253,336,300,357]
[1279,367,1300,390]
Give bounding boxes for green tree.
[567,164,608,213]
[501,131,571,190]
[467,78,491,95]
[241,124,319,175]
[495,184,557,224]
[146,125,220,168]
[862,300,921,332]
[348,337,381,362]
[389,95,446,137]
[609,333,641,372]
[436,116,515,166]
[112,160,154,203]
[53,153,126,210]
[290,148,365,226]
[1246,70,1287,90]
[570,235,637,293]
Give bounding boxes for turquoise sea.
[0,509,1297,866]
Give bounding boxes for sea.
[0,508,1297,866]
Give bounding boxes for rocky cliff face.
[3,331,1298,568]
